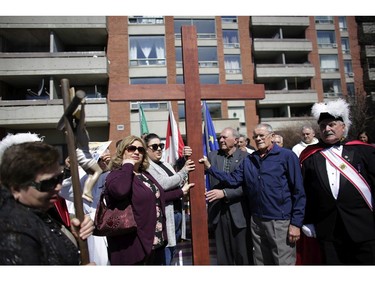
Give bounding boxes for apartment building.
[0,16,367,156]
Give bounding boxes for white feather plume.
[0,132,44,164]
[311,98,351,136]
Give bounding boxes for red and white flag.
[164,101,185,166]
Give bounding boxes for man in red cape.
[297,99,375,265]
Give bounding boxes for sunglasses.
[126,145,146,154]
[148,143,165,151]
[30,172,64,192]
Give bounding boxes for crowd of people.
[0,98,374,266]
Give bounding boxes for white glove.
[302,224,316,238]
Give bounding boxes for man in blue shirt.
[199,123,306,265]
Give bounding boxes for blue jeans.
[165,211,183,265]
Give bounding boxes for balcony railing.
[128,17,164,25]
[129,58,166,66]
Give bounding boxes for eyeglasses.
[30,172,64,192]
[252,133,272,140]
[148,143,165,151]
[126,145,146,154]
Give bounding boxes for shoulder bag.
[93,189,137,236]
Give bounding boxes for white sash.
[321,148,372,210]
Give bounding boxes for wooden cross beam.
[111,26,265,265]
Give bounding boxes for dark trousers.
[214,206,253,265]
[321,239,375,265]
[321,215,375,265]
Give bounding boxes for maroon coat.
[105,163,183,265]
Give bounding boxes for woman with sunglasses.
[144,133,195,265]
[105,135,194,265]
[0,135,94,265]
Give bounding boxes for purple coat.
[105,163,183,265]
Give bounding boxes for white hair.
[0,133,43,165]
[311,98,351,137]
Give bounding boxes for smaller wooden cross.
[58,79,90,265]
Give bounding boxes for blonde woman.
[105,135,193,265]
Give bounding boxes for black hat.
[317,112,344,124]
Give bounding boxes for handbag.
[93,189,137,236]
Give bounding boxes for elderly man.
[292,125,319,157]
[200,124,305,265]
[238,134,255,154]
[205,127,252,265]
[299,98,375,265]
[273,134,284,147]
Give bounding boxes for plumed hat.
[0,132,43,165]
[311,98,351,136]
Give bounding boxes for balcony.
[251,16,310,27]
[0,98,108,129]
[259,89,318,105]
[253,39,312,52]
[0,52,108,76]
[255,63,315,81]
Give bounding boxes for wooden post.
[59,78,90,265]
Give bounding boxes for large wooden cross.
[111,26,264,264]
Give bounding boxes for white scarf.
[320,148,372,210]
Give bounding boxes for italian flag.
[164,101,185,166]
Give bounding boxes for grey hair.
[301,125,315,133]
[222,127,240,139]
[254,123,274,134]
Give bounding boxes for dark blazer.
[207,148,249,229]
[0,187,79,265]
[301,143,375,243]
[105,163,183,265]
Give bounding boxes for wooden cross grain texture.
[111,26,265,265]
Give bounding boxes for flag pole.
[203,101,210,155]
[138,102,142,136]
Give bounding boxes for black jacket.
[0,187,79,265]
[301,141,375,243]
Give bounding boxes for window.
[338,17,347,31]
[221,16,237,23]
[315,16,334,24]
[226,80,242,84]
[178,101,221,120]
[368,57,375,69]
[128,16,164,25]
[175,46,218,68]
[317,31,336,48]
[320,55,339,72]
[130,77,167,110]
[131,77,166,84]
[174,19,216,39]
[344,60,353,75]
[341,37,350,54]
[347,83,355,97]
[200,74,219,84]
[129,36,166,66]
[290,105,312,117]
[259,107,287,118]
[323,79,342,97]
[198,47,218,67]
[223,30,239,48]
[176,74,219,84]
[224,54,241,74]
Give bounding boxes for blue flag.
[202,101,219,155]
[202,101,219,190]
